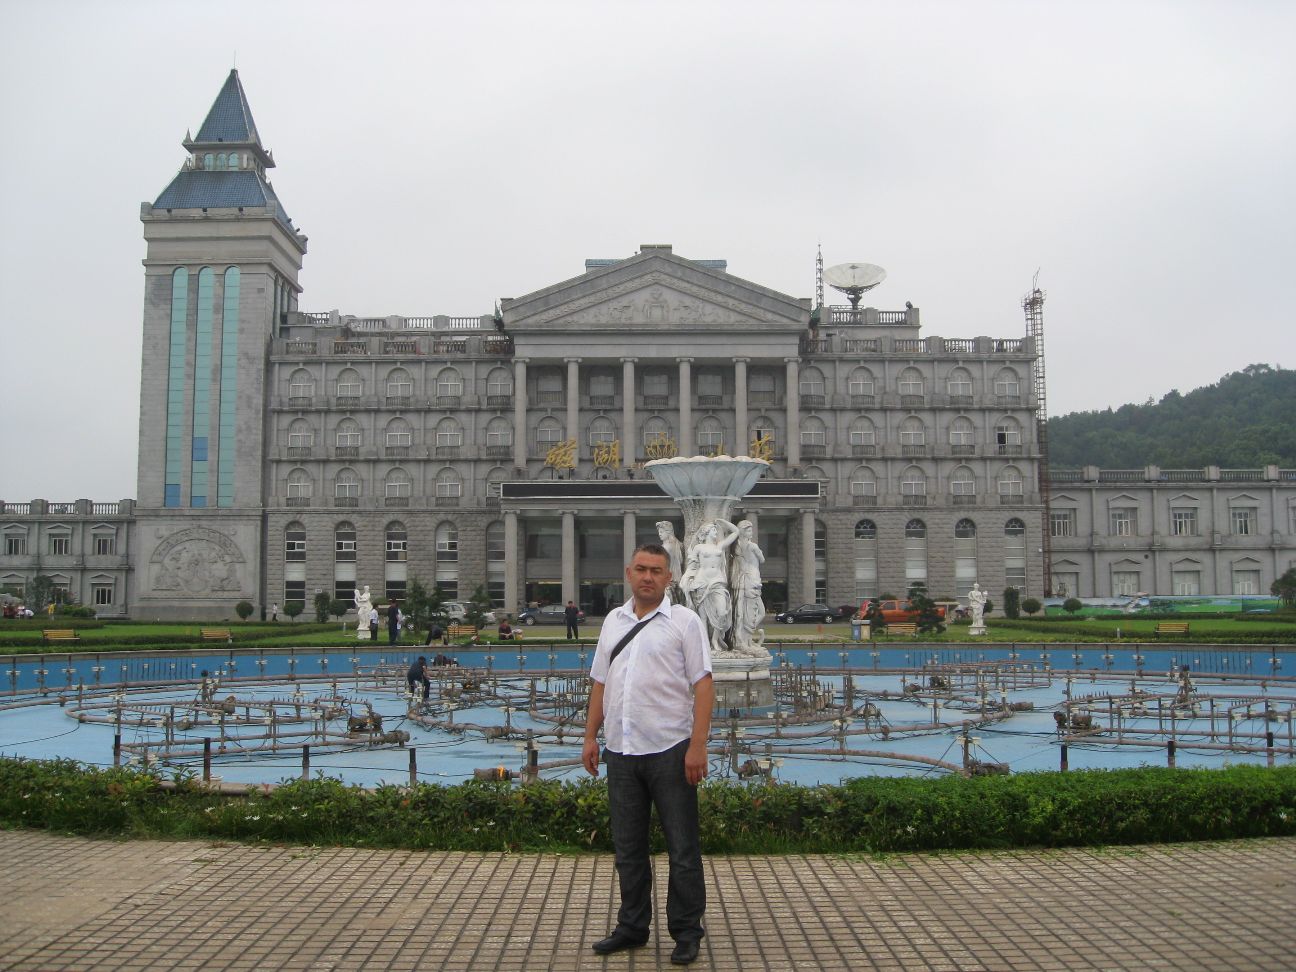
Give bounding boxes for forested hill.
[1047,364,1296,469]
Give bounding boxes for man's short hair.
[632,541,670,562]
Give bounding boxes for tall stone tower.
[134,70,307,619]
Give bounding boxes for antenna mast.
[1022,276,1053,596]
[815,243,824,311]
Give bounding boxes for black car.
[518,604,587,626]
[774,603,839,624]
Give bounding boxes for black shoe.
[592,931,648,955]
[670,940,701,965]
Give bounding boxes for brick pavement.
[1,831,1293,971]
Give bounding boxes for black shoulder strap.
[607,612,658,666]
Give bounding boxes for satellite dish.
[824,262,886,309]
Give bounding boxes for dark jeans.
[407,676,429,700]
[603,739,705,944]
[566,623,579,639]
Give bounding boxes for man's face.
[626,550,671,605]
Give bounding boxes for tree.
[1021,597,1042,617]
[235,600,254,621]
[1002,587,1021,620]
[1063,597,1083,616]
[328,598,349,621]
[465,584,494,629]
[283,600,304,621]
[907,582,945,634]
[313,591,332,623]
[403,577,444,633]
[1272,568,1296,608]
[27,575,55,613]
[861,597,886,637]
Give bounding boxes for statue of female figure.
[680,519,739,654]
[729,519,766,654]
[655,520,685,603]
[354,585,373,636]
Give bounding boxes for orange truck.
[858,599,947,623]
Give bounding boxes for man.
[564,600,581,640]
[387,599,403,645]
[406,656,430,701]
[583,543,713,966]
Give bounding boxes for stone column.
[677,357,693,456]
[734,357,748,455]
[621,357,636,469]
[512,359,528,469]
[801,509,817,604]
[622,510,637,568]
[504,510,519,615]
[566,358,580,459]
[785,357,800,466]
[561,510,577,606]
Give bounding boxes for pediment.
[562,280,760,327]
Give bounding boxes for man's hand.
[684,740,708,786]
[582,737,601,777]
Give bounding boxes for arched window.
[750,416,777,455]
[386,368,412,404]
[900,465,927,506]
[335,418,361,454]
[995,418,1023,455]
[334,521,356,605]
[435,417,463,454]
[642,415,674,453]
[385,467,411,504]
[849,416,876,455]
[435,467,461,506]
[334,468,360,505]
[485,367,512,405]
[485,417,512,453]
[286,468,312,505]
[1005,518,1027,593]
[216,153,227,170]
[385,417,412,454]
[536,416,564,450]
[904,519,928,590]
[696,415,724,453]
[288,368,314,401]
[335,368,362,400]
[485,466,508,501]
[804,465,829,499]
[435,522,459,598]
[486,521,506,607]
[436,367,463,403]
[284,521,307,606]
[814,519,828,602]
[848,367,875,404]
[897,367,925,403]
[228,153,239,170]
[849,465,877,506]
[994,368,1021,403]
[799,366,826,406]
[946,367,973,404]
[203,152,214,170]
[949,417,975,454]
[899,417,926,454]
[385,521,408,600]
[954,519,977,594]
[800,415,827,455]
[287,419,314,454]
[951,465,976,504]
[588,415,617,447]
[853,519,878,599]
[998,465,1024,503]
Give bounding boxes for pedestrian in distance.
[368,605,379,641]
[565,600,581,640]
[424,621,447,647]
[406,656,430,700]
[583,543,713,966]
[387,599,403,645]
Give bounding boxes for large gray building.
[2,71,1293,619]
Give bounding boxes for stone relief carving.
[150,527,246,595]
[531,272,770,326]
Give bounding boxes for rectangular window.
[93,535,115,555]
[994,378,1020,398]
[1233,569,1261,595]
[4,536,25,555]
[898,379,923,397]
[1231,508,1256,536]
[1053,571,1079,599]
[486,377,511,398]
[1171,508,1198,537]
[92,584,114,606]
[525,526,561,560]
[386,538,408,561]
[697,372,723,399]
[436,378,463,397]
[335,536,356,560]
[50,536,70,556]
[387,380,413,398]
[436,480,462,498]
[697,427,723,448]
[537,426,563,445]
[486,428,511,446]
[947,379,972,398]
[642,372,669,397]
[385,481,411,498]
[849,428,875,445]
[285,531,306,561]
[436,430,463,447]
[386,431,412,447]
[284,579,306,606]
[288,431,314,448]
[1110,508,1137,536]
[1172,570,1201,596]
[289,381,315,399]
[335,480,359,498]
[336,429,361,447]
[800,427,826,445]
[1112,570,1140,596]
[1050,511,1076,538]
[336,381,362,398]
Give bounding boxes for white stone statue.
[680,519,738,655]
[967,582,987,636]
[729,519,766,655]
[655,520,685,604]
[354,585,373,638]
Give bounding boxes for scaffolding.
[1023,281,1053,596]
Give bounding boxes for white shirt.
[590,597,711,756]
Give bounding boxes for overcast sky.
[1,0,1292,501]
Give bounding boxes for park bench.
[200,628,233,643]
[448,623,477,638]
[41,629,80,644]
[886,622,919,636]
[1154,621,1190,637]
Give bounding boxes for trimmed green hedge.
[2,758,1293,854]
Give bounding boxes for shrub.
[235,601,254,621]
[1021,597,1042,617]
[328,599,349,620]
[313,592,332,623]
[1063,597,1083,615]
[1003,587,1021,620]
[283,601,305,621]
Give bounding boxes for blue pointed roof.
[195,69,260,145]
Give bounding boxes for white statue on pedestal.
[967,582,987,636]
[354,585,373,639]
[681,519,738,656]
[729,520,767,656]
